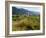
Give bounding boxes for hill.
[12,7,40,16]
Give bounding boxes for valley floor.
[12,15,40,31]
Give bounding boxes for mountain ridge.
[12,7,40,16]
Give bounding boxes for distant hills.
[12,7,40,16]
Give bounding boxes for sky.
[14,6,41,13]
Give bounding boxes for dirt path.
[12,18,27,26]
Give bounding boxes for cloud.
[15,6,40,12]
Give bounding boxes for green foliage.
[12,15,40,31]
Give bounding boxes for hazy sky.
[14,6,41,12]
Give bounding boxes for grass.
[12,15,40,31]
